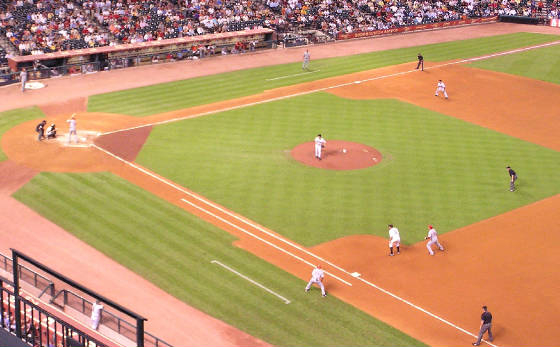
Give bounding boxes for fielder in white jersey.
[435,80,448,99]
[388,224,400,256]
[66,114,78,143]
[425,225,444,255]
[302,49,310,69]
[314,134,326,160]
[305,264,327,297]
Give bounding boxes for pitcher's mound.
[291,140,382,170]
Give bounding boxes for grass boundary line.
[99,39,560,137]
[211,260,291,304]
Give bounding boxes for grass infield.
[87,32,560,116]
[13,172,427,347]
[136,94,560,245]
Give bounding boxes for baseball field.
[1,23,560,347]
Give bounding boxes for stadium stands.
[0,0,555,56]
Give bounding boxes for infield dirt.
[1,23,560,347]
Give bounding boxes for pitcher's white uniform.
[389,226,400,248]
[435,80,448,99]
[425,225,444,255]
[314,134,326,159]
[305,265,326,296]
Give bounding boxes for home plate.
[351,272,361,278]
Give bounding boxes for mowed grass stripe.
[137,94,560,246]
[469,43,560,84]
[0,107,46,161]
[14,172,426,347]
[88,32,560,116]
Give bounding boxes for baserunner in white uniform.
[314,134,326,160]
[302,49,310,70]
[435,79,448,99]
[388,224,400,256]
[425,225,444,255]
[305,264,327,297]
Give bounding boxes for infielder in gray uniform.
[20,68,28,92]
[302,50,310,70]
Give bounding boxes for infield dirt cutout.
[2,24,560,347]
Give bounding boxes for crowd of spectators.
[0,0,556,56]
[0,0,111,55]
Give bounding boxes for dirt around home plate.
[1,22,560,347]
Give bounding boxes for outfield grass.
[13,172,427,347]
[136,94,560,246]
[469,43,560,84]
[87,33,559,116]
[0,107,45,161]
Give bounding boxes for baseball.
[342,148,347,153]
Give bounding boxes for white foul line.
[86,42,559,344]
[266,69,321,81]
[100,39,560,137]
[90,143,352,286]
[211,260,291,304]
[182,198,351,287]
[92,142,499,346]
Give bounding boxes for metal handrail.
[1,285,107,347]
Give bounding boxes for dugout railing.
[51,289,172,347]
[2,251,173,347]
[0,253,54,299]
[1,278,106,347]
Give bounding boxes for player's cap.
[506,166,510,168]
[388,224,393,228]
[428,225,433,229]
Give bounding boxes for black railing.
[1,282,106,347]
[0,253,53,298]
[51,289,172,347]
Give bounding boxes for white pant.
[68,129,77,143]
[435,87,448,98]
[91,315,100,330]
[427,239,444,255]
[305,279,325,295]
[389,239,400,247]
[314,144,323,158]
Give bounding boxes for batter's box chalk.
[351,272,361,278]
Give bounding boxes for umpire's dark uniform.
[473,306,493,345]
[416,53,424,71]
[507,166,517,191]
[36,120,46,141]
